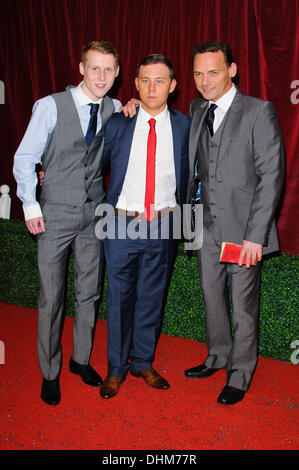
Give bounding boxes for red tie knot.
[148,118,156,128]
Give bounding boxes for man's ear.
[169,78,177,94]
[229,62,237,79]
[79,61,85,77]
[135,77,139,92]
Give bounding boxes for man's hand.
[239,240,262,268]
[118,98,140,117]
[38,161,44,186]
[26,217,45,235]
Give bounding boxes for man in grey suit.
[184,41,285,405]
[13,41,121,405]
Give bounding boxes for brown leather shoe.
[131,368,170,389]
[100,375,124,399]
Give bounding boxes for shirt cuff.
[23,204,43,221]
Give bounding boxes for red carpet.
[0,302,298,451]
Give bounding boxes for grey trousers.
[37,200,103,380]
[197,227,262,391]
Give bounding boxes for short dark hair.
[192,41,234,67]
[81,40,119,66]
[137,54,175,81]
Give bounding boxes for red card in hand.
[220,242,257,265]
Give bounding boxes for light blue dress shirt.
[13,83,121,220]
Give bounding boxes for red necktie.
[144,118,156,222]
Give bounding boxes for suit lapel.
[189,101,209,169]
[217,90,242,159]
[169,110,183,188]
[118,109,139,184]
[189,91,243,166]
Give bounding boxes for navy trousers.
[104,213,177,377]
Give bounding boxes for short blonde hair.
[81,41,119,66]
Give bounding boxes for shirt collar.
[139,104,169,125]
[209,83,236,112]
[74,81,103,106]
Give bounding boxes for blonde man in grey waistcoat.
[13,41,121,405]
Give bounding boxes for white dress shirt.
[211,83,237,133]
[116,104,177,213]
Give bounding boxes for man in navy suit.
[98,54,190,399]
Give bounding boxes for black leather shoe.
[217,385,245,405]
[184,363,220,378]
[69,358,103,386]
[41,378,61,405]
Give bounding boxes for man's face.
[135,63,177,115]
[193,51,237,102]
[79,50,119,101]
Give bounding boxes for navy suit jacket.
[103,107,191,209]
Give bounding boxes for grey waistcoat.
[40,89,115,206]
[196,114,229,244]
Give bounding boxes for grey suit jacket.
[188,88,285,255]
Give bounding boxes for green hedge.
[0,218,298,362]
